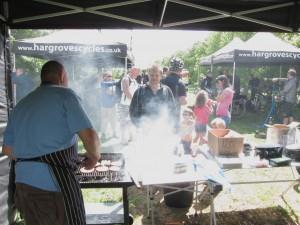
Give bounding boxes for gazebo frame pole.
[12,54,16,106]
[232,61,236,89]
[230,61,236,116]
[72,62,75,81]
[125,57,128,75]
[279,64,282,78]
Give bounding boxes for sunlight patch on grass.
[82,188,122,203]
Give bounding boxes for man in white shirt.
[119,67,139,144]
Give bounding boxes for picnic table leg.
[147,186,150,218]
[195,181,198,208]
[149,186,155,225]
[209,183,217,225]
[146,186,155,224]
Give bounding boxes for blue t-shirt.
[4,85,93,191]
[100,81,118,108]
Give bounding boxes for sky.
[101,29,210,68]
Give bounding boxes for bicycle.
[231,94,247,118]
[259,84,283,127]
[246,92,268,113]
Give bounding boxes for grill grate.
[76,153,132,185]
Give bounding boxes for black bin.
[255,143,283,160]
[163,182,194,208]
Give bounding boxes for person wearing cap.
[273,68,298,124]
[161,58,187,126]
[200,69,213,96]
[162,66,169,79]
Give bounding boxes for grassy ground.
[127,180,300,225]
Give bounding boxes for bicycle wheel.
[232,99,246,118]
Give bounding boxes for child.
[193,90,214,144]
[179,108,195,155]
[210,118,226,129]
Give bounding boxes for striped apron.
[17,145,86,225]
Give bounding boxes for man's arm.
[177,82,187,105]
[272,78,287,82]
[78,128,101,169]
[2,145,14,159]
[283,80,293,93]
[122,78,132,100]
[101,81,117,87]
[129,89,141,126]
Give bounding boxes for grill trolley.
[76,153,134,225]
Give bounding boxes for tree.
[277,33,300,47]
[161,32,254,85]
[161,32,299,88]
[10,29,53,79]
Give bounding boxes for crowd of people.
[2,58,299,225]
[200,67,299,124]
[97,58,236,156]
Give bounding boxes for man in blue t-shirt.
[100,72,118,139]
[2,60,101,225]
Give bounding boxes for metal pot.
[255,143,283,160]
[284,144,300,162]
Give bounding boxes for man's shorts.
[281,101,295,117]
[15,183,67,225]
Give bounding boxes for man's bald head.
[129,67,140,79]
[41,61,67,86]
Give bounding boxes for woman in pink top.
[193,90,213,144]
[215,75,234,127]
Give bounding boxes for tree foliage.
[10,29,53,79]
[161,32,300,86]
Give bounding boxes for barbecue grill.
[76,153,134,225]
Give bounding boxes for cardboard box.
[266,124,289,145]
[266,122,300,146]
[208,129,244,156]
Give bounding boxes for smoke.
[126,106,181,179]
[125,105,231,189]
[63,56,125,133]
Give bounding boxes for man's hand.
[82,152,100,169]
[2,145,15,159]
[78,128,101,169]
